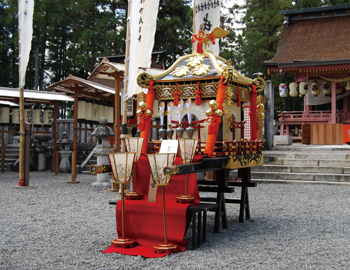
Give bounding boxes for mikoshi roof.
[263,4,350,72]
[47,74,115,101]
[0,87,74,104]
[137,51,256,102]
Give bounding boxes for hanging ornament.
[322,81,332,95]
[289,82,298,97]
[311,81,320,96]
[299,82,308,95]
[279,83,288,98]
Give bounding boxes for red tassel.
[173,83,179,106]
[207,115,221,134]
[195,81,202,106]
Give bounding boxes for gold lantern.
[147,153,178,254]
[124,137,145,200]
[108,152,136,248]
[176,138,198,204]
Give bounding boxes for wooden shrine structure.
[263,4,350,144]
[0,87,73,174]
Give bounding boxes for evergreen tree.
[154,0,193,66]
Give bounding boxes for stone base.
[91,182,112,190]
[274,135,293,146]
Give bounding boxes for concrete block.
[273,135,293,146]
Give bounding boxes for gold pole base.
[111,238,136,248]
[67,181,80,184]
[125,192,144,200]
[176,195,195,204]
[153,243,178,254]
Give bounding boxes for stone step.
[251,165,347,174]
[251,171,350,182]
[266,158,350,167]
[263,151,350,160]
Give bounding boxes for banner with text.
[128,0,160,98]
[18,0,34,89]
[194,0,221,55]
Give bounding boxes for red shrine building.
[263,4,350,145]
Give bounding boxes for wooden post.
[1,126,4,173]
[18,88,26,186]
[332,81,337,124]
[24,123,30,186]
[115,72,121,152]
[53,102,58,174]
[69,91,80,183]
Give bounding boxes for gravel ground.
[1,171,350,270]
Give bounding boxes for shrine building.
[263,4,350,145]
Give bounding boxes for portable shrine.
[135,27,266,167]
[102,27,266,257]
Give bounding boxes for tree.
[153,0,193,66]
[0,0,19,88]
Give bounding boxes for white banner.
[18,0,34,89]
[194,0,221,55]
[128,0,159,98]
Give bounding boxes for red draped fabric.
[103,155,200,257]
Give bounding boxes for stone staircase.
[251,145,350,183]
[0,145,20,171]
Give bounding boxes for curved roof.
[152,51,252,85]
[47,75,115,101]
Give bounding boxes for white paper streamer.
[178,100,184,124]
[186,99,192,124]
[159,102,165,126]
[168,102,173,126]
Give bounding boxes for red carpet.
[103,155,200,257]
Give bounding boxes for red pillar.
[332,81,337,124]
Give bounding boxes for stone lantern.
[91,117,115,189]
[57,131,72,173]
[35,134,52,171]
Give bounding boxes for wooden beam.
[69,91,80,183]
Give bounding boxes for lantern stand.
[176,138,198,204]
[147,153,178,254]
[124,137,145,200]
[109,152,136,248]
